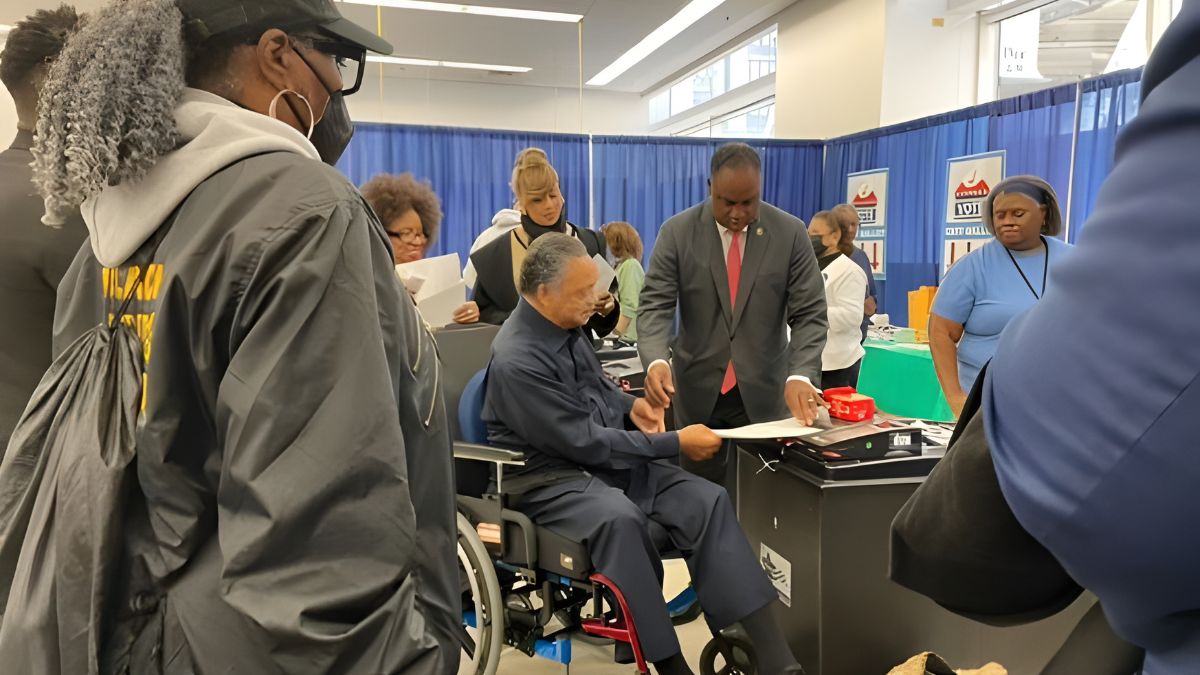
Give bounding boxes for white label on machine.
[760,543,792,608]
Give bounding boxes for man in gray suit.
[638,143,828,489]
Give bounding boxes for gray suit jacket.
[637,200,827,426]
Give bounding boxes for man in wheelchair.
[481,233,804,675]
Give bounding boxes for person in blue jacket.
[984,2,1200,671]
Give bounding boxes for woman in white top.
[809,211,868,389]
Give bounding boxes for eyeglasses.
[246,33,370,97]
[388,230,427,244]
[291,37,368,97]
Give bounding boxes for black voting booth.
[734,441,1094,675]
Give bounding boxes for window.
[674,98,776,139]
[988,0,1180,100]
[648,28,777,125]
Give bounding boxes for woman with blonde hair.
[601,221,645,342]
[470,147,618,332]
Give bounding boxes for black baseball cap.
[179,0,393,55]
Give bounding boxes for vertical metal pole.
[1064,81,1083,241]
[578,20,585,133]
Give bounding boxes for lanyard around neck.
[1004,236,1049,300]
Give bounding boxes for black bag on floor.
[0,269,154,674]
[888,363,1083,626]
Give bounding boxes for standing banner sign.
[943,151,1005,275]
[846,169,888,280]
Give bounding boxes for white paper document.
[711,417,824,440]
[592,254,617,293]
[417,281,467,328]
[396,253,462,301]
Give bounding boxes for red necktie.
[721,231,742,395]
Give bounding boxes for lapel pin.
[756,227,764,237]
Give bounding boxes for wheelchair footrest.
[580,616,631,642]
[533,635,572,665]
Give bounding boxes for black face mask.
[810,234,826,256]
[292,46,355,166]
[310,91,353,166]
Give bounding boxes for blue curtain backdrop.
[334,68,1142,326]
[591,136,824,265]
[337,123,590,265]
[988,82,1078,215]
[823,113,989,325]
[1069,68,1143,242]
[821,82,1084,325]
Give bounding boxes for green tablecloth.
[856,339,954,422]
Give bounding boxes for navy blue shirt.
[849,247,878,337]
[483,300,679,491]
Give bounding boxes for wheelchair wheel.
[457,512,504,675]
[699,634,757,675]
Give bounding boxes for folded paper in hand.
[397,254,466,327]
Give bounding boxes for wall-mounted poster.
[846,168,888,280]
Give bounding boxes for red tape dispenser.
[823,387,876,422]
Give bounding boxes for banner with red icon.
[846,168,888,280]
[943,150,1005,276]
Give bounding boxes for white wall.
[774,0,888,139]
[347,73,649,135]
[880,0,980,126]
[773,0,981,139]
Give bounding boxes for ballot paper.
[397,254,462,300]
[396,254,466,327]
[711,417,825,440]
[417,281,467,328]
[592,254,617,293]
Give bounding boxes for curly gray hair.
[32,0,185,226]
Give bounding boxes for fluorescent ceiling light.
[587,0,725,86]
[338,0,582,23]
[368,54,532,73]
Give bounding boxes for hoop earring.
[268,89,315,139]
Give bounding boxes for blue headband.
[993,180,1047,205]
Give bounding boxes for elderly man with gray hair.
[482,232,806,675]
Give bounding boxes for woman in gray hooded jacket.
[3,0,461,673]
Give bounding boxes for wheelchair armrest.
[453,441,526,466]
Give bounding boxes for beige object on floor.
[888,651,1007,675]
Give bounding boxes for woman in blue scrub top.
[930,176,1072,416]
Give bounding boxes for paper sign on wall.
[943,151,1005,275]
[846,168,888,279]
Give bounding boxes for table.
[736,446,1093,675]
[857,339,954,422]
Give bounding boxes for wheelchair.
[451,368,757,675]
